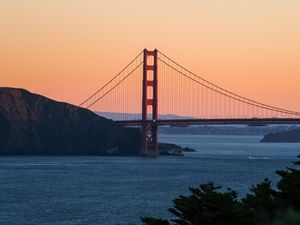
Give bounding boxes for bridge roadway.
[115,118,300,127]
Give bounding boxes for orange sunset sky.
[1,0,300,111]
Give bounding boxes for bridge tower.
[141,49,158,156]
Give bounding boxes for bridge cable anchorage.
[79,50,144,108]
[158,50,300,116]
[158,58,300,117]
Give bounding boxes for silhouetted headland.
[0,87,141,155]
[261,129,300,143]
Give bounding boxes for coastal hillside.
[261,128,300,143]
[0,87,141,155]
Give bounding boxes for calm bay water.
[0,135,300,225]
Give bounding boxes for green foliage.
[141,216,170,225]
[141,155,300,225]
[267,209,300,225]
[169,183,252,225]
[276,157,300,210]
[242,178,277,224]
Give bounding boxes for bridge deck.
[115,118,300,126]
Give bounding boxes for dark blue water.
[0,135,299,225]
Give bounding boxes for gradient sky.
[1,0,300,111]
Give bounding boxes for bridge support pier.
[141,49,159,156]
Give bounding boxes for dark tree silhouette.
[141,156,300,225]
[141,217,169,225]
[268,209,300,225]
[168,183,252,225]
[276,156,300,210]
[242,178,277,224]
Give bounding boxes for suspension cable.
[84,62,143,109]
[79,50,143,107]
[158,50,300,115]
[158,58,299,116]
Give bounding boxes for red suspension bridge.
[80,49,300,156]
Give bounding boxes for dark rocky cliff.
[261,129,300,143]
[0,87,141,155]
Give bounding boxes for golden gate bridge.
[79,49,300,156]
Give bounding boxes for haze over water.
[1,135,299,225]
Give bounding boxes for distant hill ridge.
[0,87,141,155]
[95,112,195,120]
[261,129,300,143]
